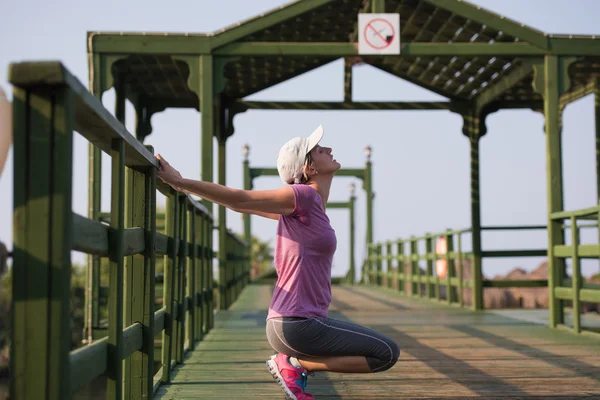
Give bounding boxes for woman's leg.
[266,317,400,374]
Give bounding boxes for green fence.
[549,205,600,335]
[367,216,600,336]
[9,61,249,400]
[366,228,473,307]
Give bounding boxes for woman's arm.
[156,154,293,217]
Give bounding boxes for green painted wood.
[580,288,600,303]
[210,0,335,49]
[176,196,189,363]
[161,194,178,383]
[465,116,484,311]
[365,160,373,249]
[155,232,169,254]
[595,80,600,206]
[483,280,549,288]
[214,41,546,56]
[446,233,455,304]
[9,62,158,169]
[200,55,214,209]
[70,337,108,393]
[88,67,104,342]
[550,205,600,219]
[251,167,366,179]
[542,56,566,328]
[238,100,452,111]
[90,34,211,54]
[218,139,228,310]
[106,138,126,400]
[193,212,203,341]
[11,85,75,400]
[397,241,405,294]
[187,209,196,349]
[571,217,582,334]
[423,0,548,49]
[482,225,547,231]
[349,195,356,284]
[482,249,548,257]
[344,58,352,103]
[475,63,534,112]
[371,0,385,13]
[385,242,393,289]
[549,37,600,55]
[72,213,109,255]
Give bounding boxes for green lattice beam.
[423,0,549,49]
[237,100,451,111]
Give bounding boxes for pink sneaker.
[266,353,314,400]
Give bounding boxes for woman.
[157,125,400,400]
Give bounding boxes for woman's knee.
[370,339,400,372]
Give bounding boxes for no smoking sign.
[358,13,400,55]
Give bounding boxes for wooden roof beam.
[474,61,533,112]
[423,0,549,49]
[210,0,336,49]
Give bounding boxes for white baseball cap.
[277,125,324,184]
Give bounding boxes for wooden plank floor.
[155,284,600,399]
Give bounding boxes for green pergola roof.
[88,0,600,113]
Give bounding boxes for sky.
[1,0,599,280]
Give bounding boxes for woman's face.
[309,144,341,175]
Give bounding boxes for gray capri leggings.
[266,317,400,372]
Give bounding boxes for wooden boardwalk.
[155,284,600,399]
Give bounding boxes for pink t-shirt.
[267,184,337,320]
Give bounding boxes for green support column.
[11,85,75,400]
[218,137,228,309]
[107,138,126,400]
[349,192,356,284]
[161,192,179,383]
[595,79,600,204]
[344,58,352,103]
[364,147,374,255]
[372,0,385,13]
[462,110,487,311]
[200,55,214,203]
[243,145,251,245]
[595,80,600,274]
[533,55,573,327]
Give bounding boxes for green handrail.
[366,229,472,308]
[9,61,249,400]
[549,206,600,335]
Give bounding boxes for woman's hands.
[156,154,184,191]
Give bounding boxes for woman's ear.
[302,163,318,178]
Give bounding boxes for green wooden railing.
[9,61,249,400]
[366,228,473,307]
[367,217,600,336]
[549,205,600,335]
[366,225,553,310]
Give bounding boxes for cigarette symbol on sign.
[364,18,396,49]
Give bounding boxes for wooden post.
[344,58,352,102]
[397,241,404,293]
[176,196,188,363]
[106,138,126,399]
[200,55,214,205]
[462,110,486,311]
[540,56,567,327]
[349,194,356,284]
[11,86,74,400]
[161,193,178,383]
[218,137,228,310]
[425,235,433,298]
[595,79,600,205]
[571,216,581,333]
[187,204,196,350]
